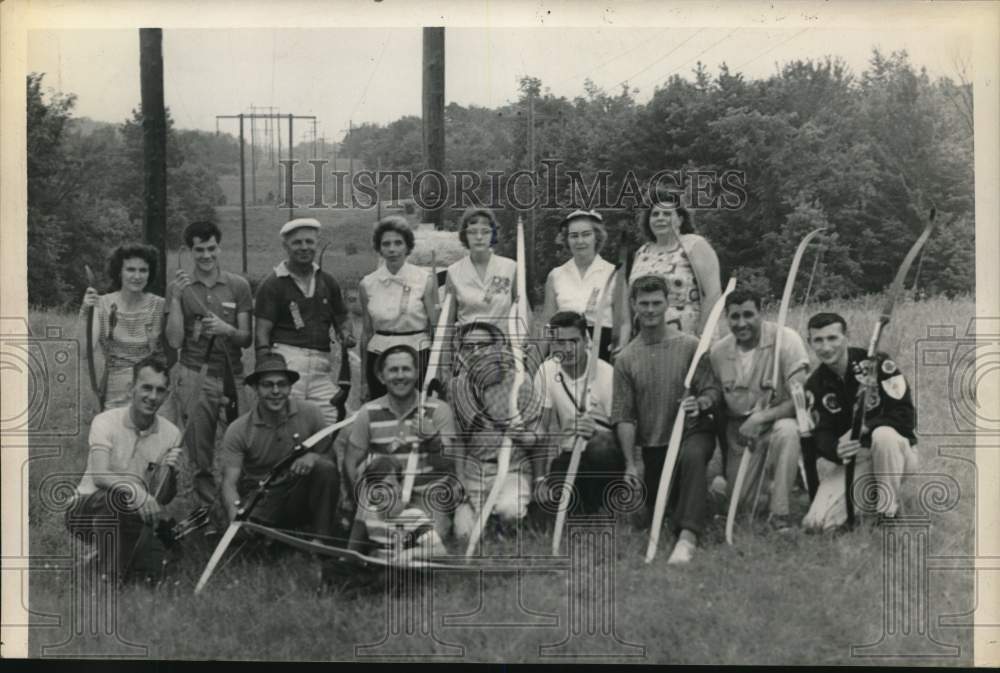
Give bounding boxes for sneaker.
[666,538,696,565]
[768,514,794,533]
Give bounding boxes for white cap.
[279,217,321,237]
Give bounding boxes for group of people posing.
[66,191,920,581]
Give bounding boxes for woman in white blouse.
[444,207,517,334]
[359,216,439,400]
[540,209,616,361]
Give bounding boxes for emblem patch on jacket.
[822,392,842,414]
[881,373,907,400]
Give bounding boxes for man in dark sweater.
[254,218,354,425]
[800,312,918,530]
[613,275,721,565]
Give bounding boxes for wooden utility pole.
[139,28,167,296]
[250,104,257,204]
[527,91,536,293]
[239,114,247,272]
[422,27,445,228]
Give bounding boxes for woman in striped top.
[81,244,166,410]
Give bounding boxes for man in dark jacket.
[800,312,919,530]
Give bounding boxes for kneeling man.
[219,352,341,538]
[801,312,918,530]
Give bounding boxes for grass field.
[22,292,977,664]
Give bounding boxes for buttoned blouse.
[547,256,615,327]
[360,262,432,354]
[446,253,517,332]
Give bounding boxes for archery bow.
[83,265,102,408]
[645,277,737,563]
[551,266,617,555]
[194,412,358,594]
[465,215,530,558]
[725,226,827,545]
[402,263,452,506]
[844,208,938,528]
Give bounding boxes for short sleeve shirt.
[348,395,457,491]
[165,270,253,377]
[533,357,614,428]
[360,262,432,354]
[709,321,811,418]
[548,256,615,327]
[254,262,348,352]
[77,406,182,496]
[446,253,517,332]
[218,398,329,482]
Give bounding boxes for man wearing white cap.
[254,218,353,424]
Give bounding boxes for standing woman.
[540,209,616,361]
[80,243,166,410]
[445,207,517,334]
[359,216,438,400]
[623,193,721,339]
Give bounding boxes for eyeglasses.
[566,230,595,241]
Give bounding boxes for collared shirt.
[254,262,348,352]
[165,269,252,377]
[218,398,329,482]
[77,406,182,496]
[96,292,165,370]
[359,262,432,354]
[547,256,616,327]
[612,331,721,446]
[709,320,810,418]
[446,253,517,332]
[348,394,457,492]
[804,346,916,460]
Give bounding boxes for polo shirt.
[445,253,517,329]
[612,331,720,446]
[709,320,810,418]
[348,394,457,492]
[218,398,330,482]
[165,269,252,377]
[804,346,916,461]
[254,261,348,352]
[77,406,182,496]
[547,256,616,327]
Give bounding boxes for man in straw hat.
[218,351,341,539]
[254,217,353,425]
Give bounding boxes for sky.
[27,24,972,146]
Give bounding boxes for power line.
[735,28,810,71]
[350,32,390,122]
[558,28,670,90]
[658,27,741,82]
[618,27,705,88]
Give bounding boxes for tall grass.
[24,295,976,664]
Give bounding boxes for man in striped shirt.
[345,344,460,539]
[613,275,721,565]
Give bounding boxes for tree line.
[27,47,973,308]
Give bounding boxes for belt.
[375,329,425,336]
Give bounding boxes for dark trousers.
[642,430,714,537]
[548,431,624,515]
[244,459,341,539]
[366,347,430,400]
[65,487,164,580]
